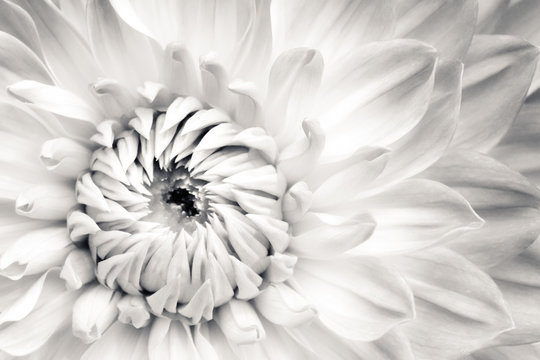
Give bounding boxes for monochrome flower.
[0,0,539,359]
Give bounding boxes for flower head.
[0,0,540,359]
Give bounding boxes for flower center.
[71,96,291,324]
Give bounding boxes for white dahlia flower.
[0,0,539,359]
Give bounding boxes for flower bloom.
[0,0,540,359]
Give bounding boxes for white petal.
[451,35,539,152]
[255,283,317,327]
[318,39,436,157]
[72,284,121,344]
[293,257,414,341]
[215,299,265,345]
[15,182,76,220]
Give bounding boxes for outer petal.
[81,322,150,360]
[451,35,539,152]
[317,39,437,157]
[421,150,540,267]
[395,0,477,59]
[271,0,396,64]
[378,59,463,184]
[12,0,103,102]
[470,343,540,360]
[288,320,415,360]
[87,0,160,89]
[350,179,483,255]
[0,32,53,93]
[0,277,80,356]
[476,0,509,33]
[292,257,414,341]
[486,240,540,346]
[490,91,540,186]
[495,0,540,93]
[391,248,514,360]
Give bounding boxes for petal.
[40,137,92,178]
[451,35,539,152]
[421,150,540,267]
[8,80,102,124]
[392,248,514,360]
[0,0,44,59]
[12,0,103,102]
[148,318,202,360]
[495,0,540,93]
[271,0,396,64]
[60,248,96,290]
[87,0,160,89]
[215,299,265,345]
[288,317,415,360]
[471,343,540,360]
[378,59,463,184]
[15,182,77,220]
[351,179,483,255]
[0,226,74,280]
[81,321,150,360]
[318,39,437,157]
[486,240,540,346]
[254,283,317,327]
[0,281,79,356]
[293,257,414,341]
[0,31,53,93]
[476,0,509,33]
[395,0,477,59]
[264,48,324,149]
[490,92,540,186]
[289,212,375,258]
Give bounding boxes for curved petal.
[288,320,415,360]
[81,321,150,360]
[293,257,414,341]
[12,0,103,102]
[318,39,437,157]
[421,150,540,267]
[0,0,44,59]
[490,91,540,186]
[485,240,540,346]
[451,35,539,152]
[471,343,540,360]
[86,0,160,89]
[350,179,483,255]
[0,31,53,93]
[378,59,462,184]
[271,0,396,64]
[395,0,477,59]
[0,278,80,357]
[476,0,509,33]
[263,48,324,149]
[391,248,514,360]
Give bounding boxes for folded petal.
[395,0,477,59]
[318,39,437,157]
[421,150,540,267]
[392,248,514,360]
[293,257,414,341]
[451,35,539,152]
